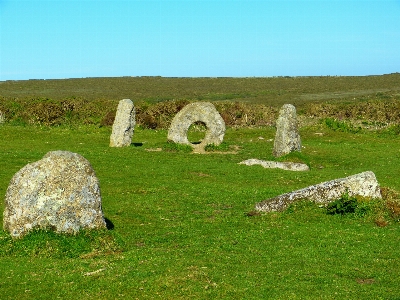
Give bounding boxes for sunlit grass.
[0,123,399,299]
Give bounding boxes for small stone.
[0,110,4,124]
[3,151,106,238]
[273,104,301,157]
[167,102,225,152]
[255,171,381,212]
[110,99,135,147]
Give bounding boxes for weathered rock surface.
[273,104,301,157]
[3,151,106,238]
[239,159,309,171]
[255,171,381,212]
[167,102,225,151]
[110,99,135,147]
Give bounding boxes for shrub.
[326,193,358,215]
[323,118,362,133]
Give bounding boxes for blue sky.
[1,0,399,80]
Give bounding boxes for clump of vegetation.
[214,101,276,127]
[324,190,400,226]
[326,193,361,215]
[137,99,190,129]
[162,141,193,153]
[0,96,280,129]
[204,142,232,152]
[323,118,362,133]
[304,96,400,130]
[381,187,400,222]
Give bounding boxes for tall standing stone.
[110,99,135,147]
[273,104,301,157]
[0,110,4,124]
[3,151,107,238]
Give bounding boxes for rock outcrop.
[3,151,106,238]
[255,171,381,212]
[110,99,135,147]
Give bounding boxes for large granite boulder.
[273,104,301,157]
[167,102,225,151]
[255,171,382,212]
[110,99,135,147]
[3,151,106,238]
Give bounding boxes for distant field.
[1,74,400,129]
[1,73,400,106]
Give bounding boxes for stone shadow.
[104,217,115,230]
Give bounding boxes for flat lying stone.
[255,171,381,212]
[239,159,309,171]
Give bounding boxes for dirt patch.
[298,88,400,101]
[192,145,240,155]
[356,278,376,285]
[145,148,163,152]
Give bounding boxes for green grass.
[0,123,400,299]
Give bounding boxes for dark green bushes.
[0,97,278,129]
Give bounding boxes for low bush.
[323,118,362,133]
[1,92,400,130]
[326,193,359,215]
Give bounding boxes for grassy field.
[0,75,400,299]
[0,122,399,299]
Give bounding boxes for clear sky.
[1,0,399,81]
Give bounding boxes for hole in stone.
[187,121,207,144]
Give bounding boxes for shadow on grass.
[131,142,144,147]
[104,218,115,230]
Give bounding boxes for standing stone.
[110,99,135,147]
[273,104,301,157]
[0,110,4,124]
[3,151,106,238]
[167,102,225,152]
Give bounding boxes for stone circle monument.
[167,102,225,151]
[3,151,107,238]
[110,99,135,147]
[273,104,301,157]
